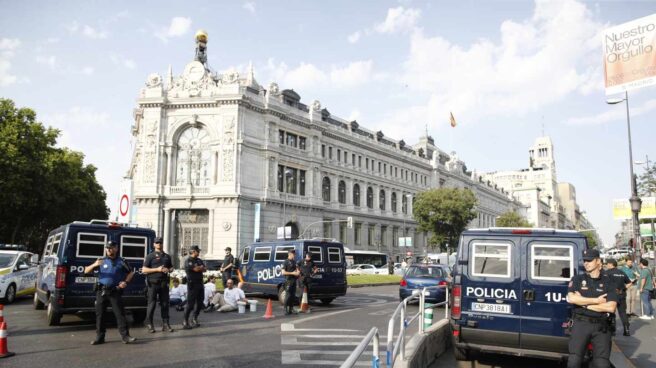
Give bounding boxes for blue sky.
[1,0,655,246]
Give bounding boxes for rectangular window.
[384,164,387,175]
[368,225,375,246]
[323,220,333,239]
[352,154,356,166]
[329,147,333,159]
[299,137,306,150]
[275,246,296,261]
[253,247,272,262]
[381,226,387,246]
[354,223,362,245]
[299,170,306,196]
[286,133,297,147]
[121,235,147,260]
[44,236,54,256]
[358,156,362,167]
[279,130,285,144]
[471,243,511,278]
[339,222,346,243]
[286,167,298,194]
[328,247,342,263]
[344,151,347,164]
[395,167,398,177]
[241,246,251,264]
[378,162,381,172]
[52,233,62,255]
[337,149,341,162]
[76,232,107,258]
[277,165,285,192]
[531,245,573,281]
[392,227,398,247]
[322,144,326,158]
[307,246,323,263]
[366,158,369,169]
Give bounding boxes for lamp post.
[635,155,654,253]
[607,91,642,259]
[402,194,412,247]
[281,168,293,236]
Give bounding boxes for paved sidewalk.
[614,311,656,367]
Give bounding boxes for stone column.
[208,208,215,257]
[163,208,171,253]
[165,147,173,186]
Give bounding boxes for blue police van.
[238,240,347,305]
[450,228,587,362]
[33,220,155,326]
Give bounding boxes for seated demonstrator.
[566,249,618,368]
[84,240,137,345]
[142,236,174,333]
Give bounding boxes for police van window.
[275,246,295,261]
[241,247,250,264]
[44,235,54,256]
[77,233,107,258]
[253,247,272,262]
[471,242,511,278]
[328,247,341,263]
[51,233,62,256]
[120,235,147,260]
[308,246,322,263]
[530,244,573,281]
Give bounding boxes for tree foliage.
[581,231,599,249]
[496,210,532,228]
[0,99,108,252]
[413,188,478,252]
[637,163,656,197]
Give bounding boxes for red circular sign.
[119,194,130,217]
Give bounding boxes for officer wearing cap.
[604,258,632,336]
[566,249,618,368]
[183,245,206,329]
[299,251,318,294]
[142,236,174,333]
[281,248,300,315]
[220,247,235,288]
[84,240,136,345]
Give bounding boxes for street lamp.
[607,91,642,259]
[402,194,413,247]
[635,156,655,252]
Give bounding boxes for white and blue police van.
[0,244,39,304]
[239,240,347,305]
[33,220,155,325]
[450,228,587,362]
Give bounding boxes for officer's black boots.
[122,335,137,344]
[623,325,630,336]
[191,317,200,327]
[182,321,192,330]
[146,323,156,333]
[162,320,174,332]
[90,334,105,345]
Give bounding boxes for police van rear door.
[519,236,578,354]
[116,232,151,298]
[461,237,521,349]
[66,229,110,299]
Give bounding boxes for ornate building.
[127,33,519,264]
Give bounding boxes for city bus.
[343,248,388,268]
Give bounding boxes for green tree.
[637,163,656,196]
[581,230,599,249]
[0,98,108,252]
[496,210,532,227]
[413,188,478,252]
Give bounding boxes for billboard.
[603,13,656,95]
[613,197,656,220]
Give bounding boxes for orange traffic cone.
[263,298,275,319]
[0,322,15,358]
[300,287,310,313]
[0,305,4,323]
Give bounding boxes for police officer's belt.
[573,315,607,323]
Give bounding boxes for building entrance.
[173,209,209,265]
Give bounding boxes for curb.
[611,341,637,368]
[348,282,399,288]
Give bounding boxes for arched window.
[402,194,408,214]
[391,192,397,213]
[366,187,374,208]
[379,190,386,210]
[322,177,331,202]
[176,126,211,186]
[353,184,361,206]
[338,181,346,204]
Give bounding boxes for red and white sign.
[117,179,133,223]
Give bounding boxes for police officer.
[142,236,174,333]
[84,240,137,345]
[183,245,206,329]
[604,258,632,336]
[281,248,300,315]
[566,249,618,368]
[220,247,235,288]
[299,251,318,293]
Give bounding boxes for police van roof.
[464,227,584,237]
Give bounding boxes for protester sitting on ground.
[205,279,247,313]
[204,275,217,307]
[169,278,185,307]
[173,277,188,311]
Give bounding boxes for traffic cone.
[0,322,15,358]
[300,287,310,313]
[263,298,275,319]
[0,305,4,323]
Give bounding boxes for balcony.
[168,186,210,195]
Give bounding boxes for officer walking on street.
[142,237,174,333]
[183,245,206,329]
[220,247,235,288]
[84,240,137,345]
[567,249,618,368]
[604,258,632,336]
[281,248,300,315]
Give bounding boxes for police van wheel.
[320,298,334,305]
[278,287,286,306]
[34,292,45,310]
[453,346,470,361]
[47,300,61,326]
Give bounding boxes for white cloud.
[65,21,109,39]
[81,66,94,75]
[330,60,374,88]
[264,59,376,92]
[36,55,57,69]
[243,2,256,14]
[567,98,656,125]
[82,25,108,39]
[374,7,421,34]
[0,38,20,86]
[46,37,60,44]
[110,54,137,69]
[347,31,361,44]
[42,107,111,148]
[65,21,79,34]
[155,17,192,42]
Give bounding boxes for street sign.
[613,197,656,219]
[117,179,133,223]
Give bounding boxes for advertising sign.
[613,197,656,220]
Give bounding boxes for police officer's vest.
[98,257,129,288]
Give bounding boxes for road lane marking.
[282,350,379,366]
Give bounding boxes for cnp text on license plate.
[75,277,97,284]
[471,302,511,314]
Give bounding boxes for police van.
[0,244,39,304]
[239,240,347,305]
[33,220,155,325]
[450,228,587,361]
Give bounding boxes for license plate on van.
[472,302,511,314]
[75,277,97,284]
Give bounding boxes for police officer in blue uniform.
[84,240,136,345]
[566,249,618,368]
[281,249,300,315]
[183,245,206,329]
[142,236,174,333]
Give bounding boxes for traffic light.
[347,216,353,229]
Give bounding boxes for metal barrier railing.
[386,285,449,366]
[339,327,381,368]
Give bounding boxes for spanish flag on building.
[450,112,457,128]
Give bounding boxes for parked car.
[346,264,381,275]
[605,248,631,260]
[399,264,450,303]
[0,244,39,304]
